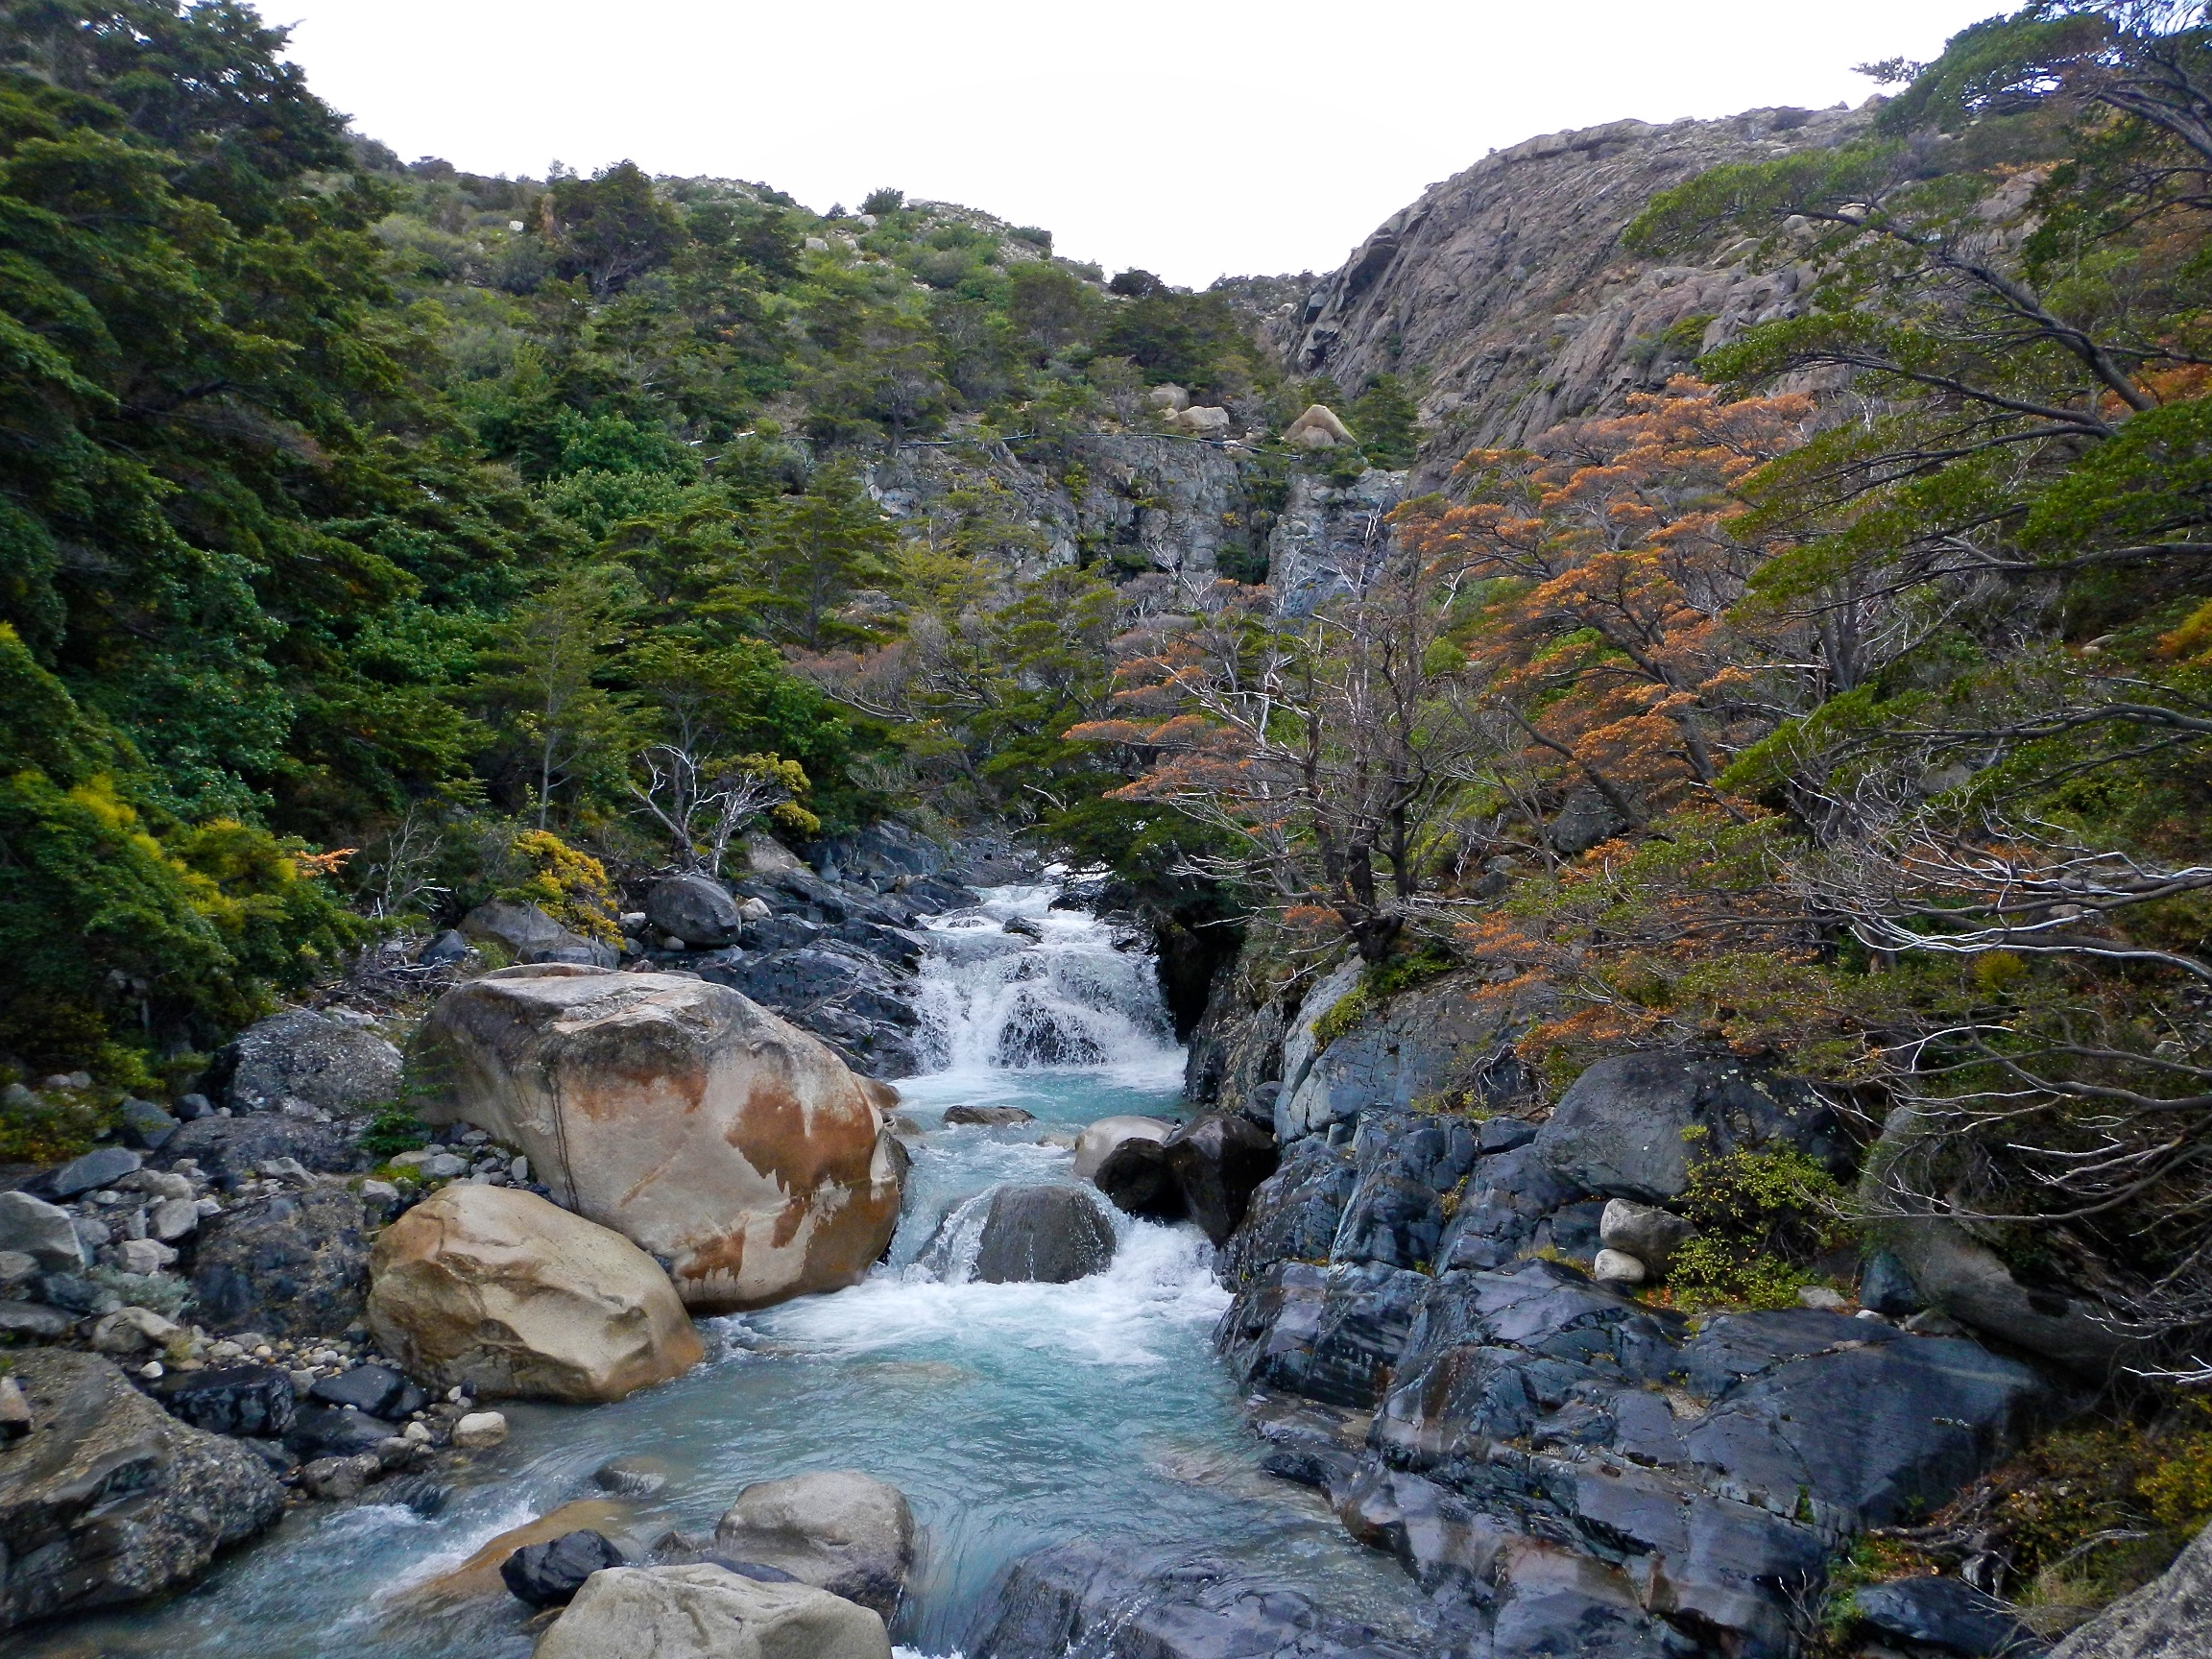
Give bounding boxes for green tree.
[753,463,899,648]
[472,564,640,827]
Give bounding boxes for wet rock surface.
[969,1540,1440,1659]
[952,1184,1117,1285]
[0,1350,285,1629]
[712,1469,916,1619]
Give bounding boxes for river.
[5,880,1415,1657]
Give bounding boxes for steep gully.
[1,879,1435,1659]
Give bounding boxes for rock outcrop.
[535,1564,891,1659]
[409,965,903,1312]
[2051,1520,2211,1659]
[0,1350,285,1628]
[367,1183,704,1403]
[1283,106,1873,484]
[970,1541,1436,1659]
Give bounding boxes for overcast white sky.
[276,0,2012,288]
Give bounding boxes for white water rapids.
[2,878,1419,1659]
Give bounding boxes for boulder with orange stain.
[408,966,903,1313]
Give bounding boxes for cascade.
[910,878,1179,1078]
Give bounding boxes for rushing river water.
[7,882,1419,1658]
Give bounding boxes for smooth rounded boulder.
[367,1184,704,1404]
[645,874,743,949]
[408,966,904,1312]
[924,1184,1117,1285]
[1071,1115,1172,1182]
[534,1564,889,1659]
[713,1470,915,1618]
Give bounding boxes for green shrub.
[1312,986,1372,1050]
[358,1107,432,1158]
[1663,1146,1845,1310]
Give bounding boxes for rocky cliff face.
[1281,105,1871,485]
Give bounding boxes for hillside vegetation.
[8,0,2212,1413]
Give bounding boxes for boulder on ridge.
[367,1183,704,1403]
[407,965,903,1312]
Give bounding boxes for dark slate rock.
[968,1539,1438,1659]
[902,877,976,915]
[1682,1335,2051,1531]
[310,1363,424,1419]
[1216,1262,1431,1409]
[740,913,823,950]
[1162,1113,1280,1246]
[645,874,743,949]
[284,1405,396,1459]
[0,1350,285,1629]
[812,823,945,886]
[1848,1575,2046,1656]
[1862,1248,1928,1317]
[156,1114,371,1179]
[1094,1138,1182,1220]
[207,1008,403,1115]
[501,1528,628,1607]
[1222,1137,1357,1287]
[964,1185,1117,1285]
[43,1146,141,1199]
[1675,1309,1899,1400]
[1275,964,1533,1144]
[1531,1052,1847,1204]
[154,1365,296,1439]
[117,1099,178,1151]
[1434,1145,1579,1272]
[1331,1112,1480,1271]
[1478,1118,1540,1154]
[190,1188,370,1340]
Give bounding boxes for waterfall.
[912,878,1179,1077]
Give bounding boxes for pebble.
[139,1361,163,1380]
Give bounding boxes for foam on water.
[0,874,1422,1659]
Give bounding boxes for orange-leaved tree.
[1395,380,1815,844]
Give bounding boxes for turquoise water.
[3,888,1416,1657]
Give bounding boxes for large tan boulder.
[1284,404,1355,448]
[367,1184,703,1403]
[534,1564,890,1659]
[409,965,903,1313]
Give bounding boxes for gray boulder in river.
[534,1563,890,1659]
[713,1469,916,1620]
[0,1350,285,1629]
[933,1184,1117,1285]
